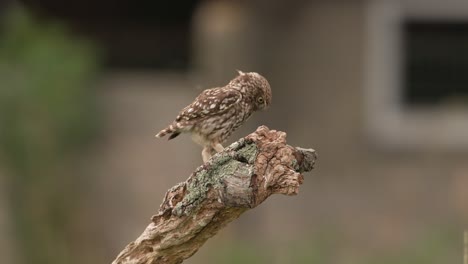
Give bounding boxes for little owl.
[156,71,272,162]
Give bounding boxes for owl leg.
[211,142,224,153]
[202,146,214,163]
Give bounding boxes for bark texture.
[112,126,317,264]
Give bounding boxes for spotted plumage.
[156,71,272,162]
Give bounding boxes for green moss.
[173,143,258,216]
[236,143,258,164]
[291,159,299,171]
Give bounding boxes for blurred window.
[366,1,468,150]
[20,0,200,69]
[403,21,468,106]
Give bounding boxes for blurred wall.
[95,1,466,263]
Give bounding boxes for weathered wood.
[112,126,317,264]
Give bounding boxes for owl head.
[233,70,272,111]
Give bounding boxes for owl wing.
[176,88,242,122]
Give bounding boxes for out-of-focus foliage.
[363,228,460,264]
[0,6,99,169]
[204,228,459,264]
[0,5,100,264]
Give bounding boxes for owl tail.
[155,123,181,140]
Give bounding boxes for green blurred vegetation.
[363,228,460,264]
[206,228,459,264]
[0,6,100,264]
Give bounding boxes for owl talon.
[202,147,214,163]
[212,143,224,153]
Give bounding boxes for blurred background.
[0,0,467,263]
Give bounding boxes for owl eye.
[257,97,264,104]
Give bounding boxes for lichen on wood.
[112,126,317,264]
